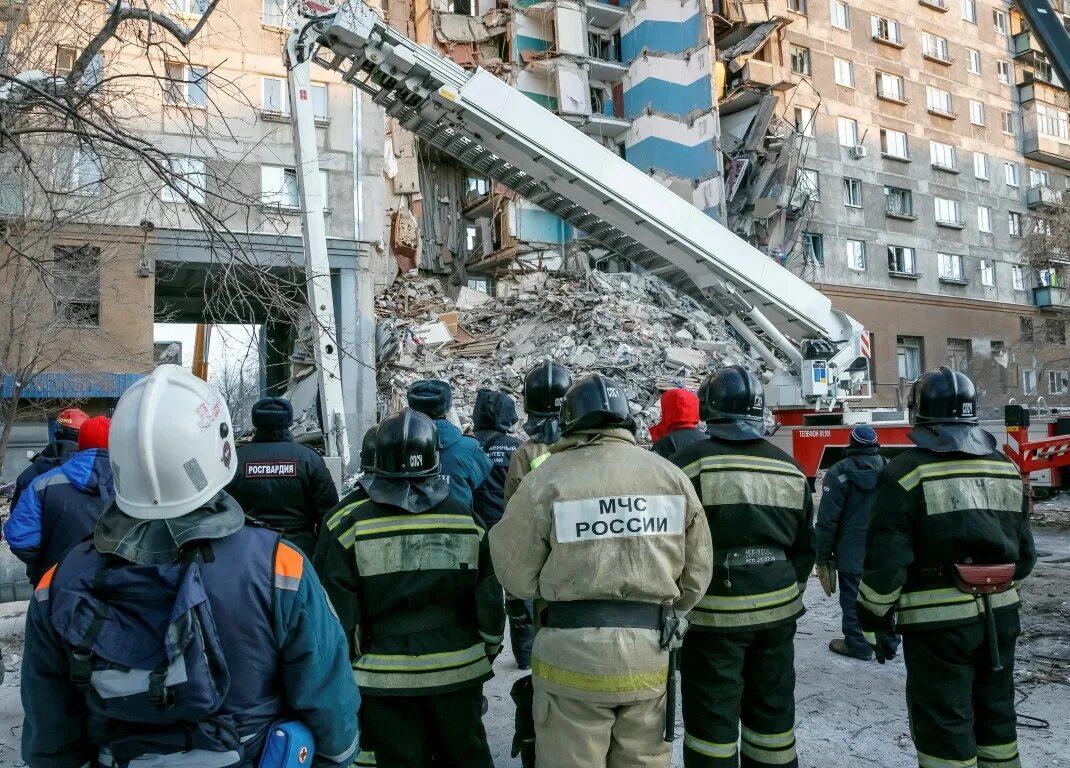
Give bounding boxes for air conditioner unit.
[849,144,868,159]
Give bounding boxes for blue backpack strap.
[69,566,113,693]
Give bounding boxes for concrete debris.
[375,270,758,436]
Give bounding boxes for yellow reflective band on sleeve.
[683,733,738,759]
[689,592,803,629]
[353,643,492,692]
[531,656,667,693]
[480,630,504,644]
[681,454,803,480]
[858,581,901,617]
[898,459,1019,492]
[354,750,377,766]
[349,514,481,539]
[530,452,551,471]
[863,631,876,644]
[326,498,370,531]
[896,587,1020,626]
[977,741,1020,765]
[917,750,978,768]
[697,584,800,611]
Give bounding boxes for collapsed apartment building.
[381,0,816,292]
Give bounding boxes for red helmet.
[56,408,90,432]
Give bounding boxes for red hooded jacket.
[650,389,700,443]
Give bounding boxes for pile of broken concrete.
[375,269,759,437]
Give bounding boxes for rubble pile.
[375,270,759,436]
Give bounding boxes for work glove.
[863,631,897,664]
[816,561,837,597]
[485,643,503,663]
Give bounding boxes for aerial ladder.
[284,0,876,473]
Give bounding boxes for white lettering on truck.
[554,495,686,543]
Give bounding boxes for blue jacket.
[816,446,888,573]
[10,439,78,510]
[21,520,360,768]
[3,448,114,585]
[434,419,493,517]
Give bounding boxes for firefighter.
[669,365,815,768]
[649,388,706,458]
[312,425,377,570]
[11,408,88,509]
[225,397,339,557]
[316,409,505,768]
[471,388,522,529]
[815,425,895,661]
[857,367,1036,768]
[20,364,360,768]
[490,373,713,768]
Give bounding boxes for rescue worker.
[815,425,895,661]
[225,396,339,556]
[491,374,713,768]
[4,415,113,585]
[20,364,360,768]
[502,361,572,671]
[316,409,505,768]
[312,425,377,569]
[407,379,494,520]
[649,388,706,458]
[11,407,88,509]
[670,366,815,768]
[504,360,572,500]
[857,367,1036,768]
[471,388,522,528]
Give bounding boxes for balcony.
[1018,79,1070,111]
[1027,184,1062,210]
[1013,30,1046,61]
[886,207,917,220]
[586,0,626,30]
[927,105,957,120]
[936,218,966,229]
[1024,129,1070,170]
[1034,285,1070,310]
[876,88,909,105]
[922,50,954,66]
[872,33,906,49]
[563,112,630,139]
[586,57,627,82]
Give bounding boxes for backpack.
[50,544,236,763]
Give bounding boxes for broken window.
[888,245,916,275]
[1001,110,1016,134]
[790,45,812,76]
[261,165,328,209]
[897,336,923,381]
[263,0,292,26]
[1009,212,1023,237]
[1049,369,1069,394]
[922,33,951,61]
[847,239,866,271]
[946,338,971,371]
[993,8,1008,35]
[803,233,824,265]
[842,178,862,207]
[884,186,913,216]
[166,0,209,14]
[1013,265,1026,289]
[1005,161,1020,186]
[55,147,102,196]
[794,107,815,137]
[798,169,819,200]
[1021,316,1034,341]
[1023,368,1037,395]
[53,245,101,325]
[997,60,1011,84]
[980,259,995,286]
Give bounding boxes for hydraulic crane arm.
[287,1,873,408]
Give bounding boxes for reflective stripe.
[917,750,978,768]
[326,498,370,530]
[899,460,1018,492]
[350,514,481,538]
[690,594,803,629]
[531,656,666,693]
[354,642,492,691]
[697,584,799,611]
[977,742,1019,761]
[863,631,876,644]
[274,541,303,592]
[355,751,377,767]
[680,454,803,479]
[741,726,795,750]
[480,630,504,644]
[739,740,798,765]
[858,581,901,617]
[34,564,57,601]
[530,453,551,470]
[319,731,360,764]
[699,470,808,509]
[897,588,1019,626]
[683,733,737,759]
[126,751,240,767]
[922,477,1023,516]
[352,531,479,577]
[978,759,1021,768]
[356,643,487,671]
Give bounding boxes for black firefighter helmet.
[373,409,440,478]
[360,425,378,473]
[909,366,979,425]
[559,374,634,435]
[524,361,572,417]
[698,365,766,441]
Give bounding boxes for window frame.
[880,127,910,159]
[1049,369,1069,394]
[834,57,855,87]
[160,156,207,204]
[974,152,990,180]
[790,45,812,76]
[993,8,1008,35]
[980,259,995,286]
[52,244,102,326]
[1012,264,1026,289]
[261,164,330,210]
[884,185,914,217]
[830,0,850,28]
[842,177,863,207]
[962,0,977,23]
[847,239,867,271]
[794,106,815,137]
[838,117,859,147]
[803,232,825,265]
[164,63,207,108]
[876,71,906,101]
[897,335,923,381]
[926,85,954,116]
[930,141,957,170]
[1004,161,1020,187]
[997,60,1011,84]
[977,205,993,233]
[935,197,962,226]
[966,48,982,74]
[888,245,917,275]
[969,99,986,126]
[938,251,965,282]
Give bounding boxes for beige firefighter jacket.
[490,427,713,704]
[503,438,554,503]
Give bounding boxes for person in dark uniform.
[471,389,521,529]
[857,367,1036,768]
[316,409,505,768]
[670,366,815,768]
[649,388,706,458]
[226,397,339,556]
[11,408,88,509]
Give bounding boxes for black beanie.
[407,379,453,419]
[252,397,295,430]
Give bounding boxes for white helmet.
[110,364,237,520]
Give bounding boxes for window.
[1037,104,1070,140]
[1023,368,1037,395]
[262,77,328,120]
[897,335,923,381]
[1035,218,1054,237]
[926,86,954,115]
[1010,212,1023,237]
[974,153,990,179]
[1001,110,1016,134]
[981,259,995,286]
[56,147,102,196]
[1030,167,1052,188]
[969,100,985,126]
[922,32,951,61]
[876,72,906,101]
[939,252,965,281]
[1047,320,1067,345]
[880,128,910,158]
[885,185,914,216]
[830,0,849,28]
[871,15,902,43]
[803,233,824,265]
[930,141,957,169]
[160,157,207,204]
[967,48,982,74]
[53,245,101,325]
[794,107,815,137]
[166,0,209,14]
[843,178,863,207]
[962,0,976,23]
[787,0,807,11]
[798,169,820,200]
[993,8,1008,35]
[977,205,993,233]
[1004,161,1020,187]
[1021,317,1034,341]
[997,61,1011,84]
[1049,369,1069,394]
[1013,264,1026,289]
[947,338,971,372]
[164,63,207,107]
[263,0,293,26]
[790,45,812,76]
[834,58,854,87]
[1040,267,1061,286]
[935,197,962,225]
[889,245,917,274]
[261,165,330,210]
[838,117,858,146]
[847,239,866,270]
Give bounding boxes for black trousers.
[903,613,1022,768]
[681,622,798,768]
[506,595,534,668]
[357,687,494,768]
